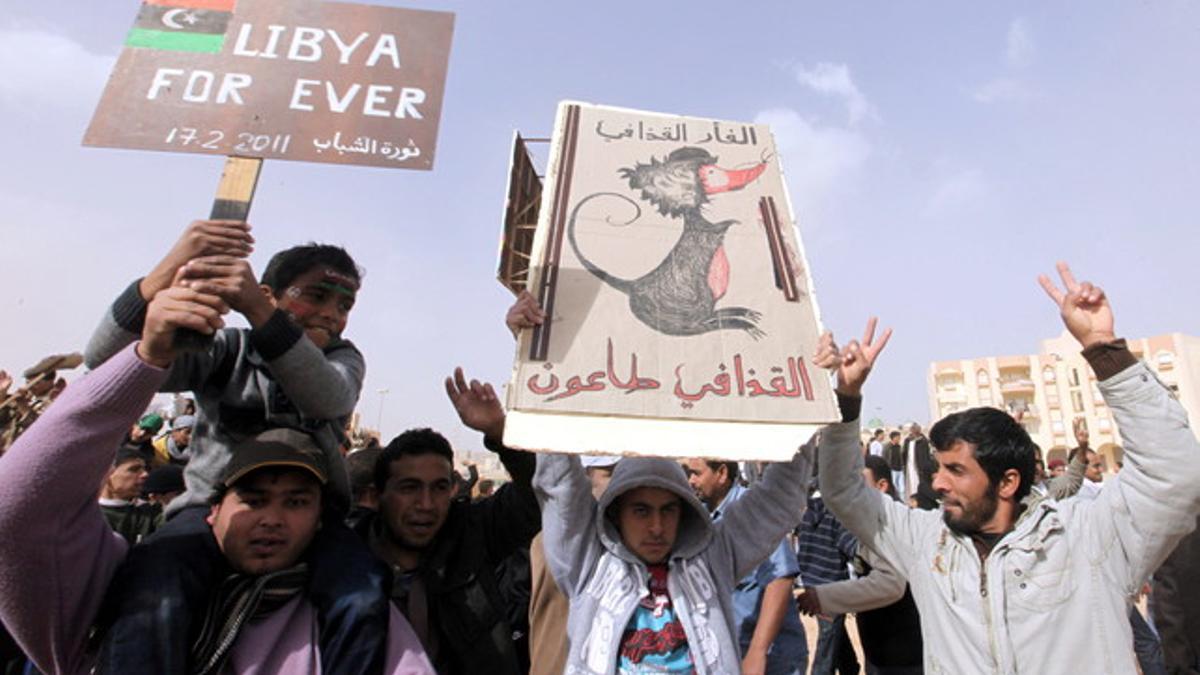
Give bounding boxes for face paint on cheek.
[285,286,303,299]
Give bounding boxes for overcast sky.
[2,1,1198,450]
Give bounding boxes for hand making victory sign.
[1037,261,1116,349]
[813,317,893,397]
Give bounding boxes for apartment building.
[928,331,1200,467]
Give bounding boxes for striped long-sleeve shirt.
[795,494,857,587]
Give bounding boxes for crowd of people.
[0,220,1197,675]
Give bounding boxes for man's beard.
[942,482,1000,536]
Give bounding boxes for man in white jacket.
[813,262,1200,674]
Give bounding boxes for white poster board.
[504,102,838,460]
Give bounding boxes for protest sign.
[503,102,840,461]
[84,0,454,170]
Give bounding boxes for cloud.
[923,168,987,218]
[792,62,875,126]
[972,77,1031,104]
[973,19,1035,104]
[1006,18,1035,68]
[754,107,871,214]
[0,28,114,110]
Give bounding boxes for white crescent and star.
[161,8,200,30]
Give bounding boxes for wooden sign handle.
[174,156,264,351]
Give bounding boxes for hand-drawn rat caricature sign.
[504,102,839,461]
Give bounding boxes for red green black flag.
[126,0,235,54]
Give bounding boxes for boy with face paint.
[83,220,389,674]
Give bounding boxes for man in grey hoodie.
[535,442,819,674]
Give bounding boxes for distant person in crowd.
[813,263,1200,673]
[797,455,923,675]
[453,460,479,500]
[153,413,194,466]
[357,367,540,675]
[796,482,859,675]
[868,428,886,457]
[1067,419,1104,500]
[476,478,496,499]
[99,446,159,544]
[903,422,936,509]
[83,219,390,674]
[687,459,807,674]
[0,281,433,674]
[528,455,619,675]
[346,445,384,529]
[0,353,80,452]
[1032,459,1048,495]
[123,412,164,461]
[883,430,904,494]
[1048,457,1066,478]
[142,464,185,508]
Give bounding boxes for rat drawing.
[567,147,768,338]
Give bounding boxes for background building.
[928,332,1200,468]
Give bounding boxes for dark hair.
[930,407,1036,502]
[260,243,362,295]
[873,428,885,437]
[705,460,739,484]
[374,428,454,492]
[347,447,383,501]
[112,446,147,468]
[889,431,901,440]
[863,455,898,500]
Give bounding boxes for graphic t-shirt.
[618,564,693,673]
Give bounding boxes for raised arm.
[444,368,540,562]
[533,453,605,597]
[712,442,813,581]
[1038,262,1200,591]
[1044,444,1087,500]
[814,320,934,577]
[84,221,253,369]
[0,283,226,673]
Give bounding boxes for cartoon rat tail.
[567,192,640,294]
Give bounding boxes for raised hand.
[178,255,274,327]
[138,271,230,368]
[1037,261,1115,349]
[444,367,506,441]
[815,318,892,397]
[140,220,255,300]
[505,290,546,338]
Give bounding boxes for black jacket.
[356,439,540,675]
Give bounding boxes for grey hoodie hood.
[595,457,713,563]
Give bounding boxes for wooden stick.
[175,156,264,351]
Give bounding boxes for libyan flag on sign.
[126,0,234,54]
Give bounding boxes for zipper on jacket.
[976,547,1001,671]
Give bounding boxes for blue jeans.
[811,614,859,675]
[740,632,807,675]
[95,506,390,674]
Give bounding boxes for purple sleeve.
[0,344,166,674]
